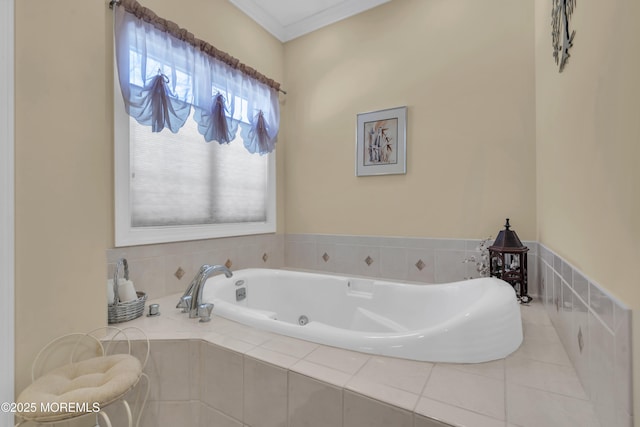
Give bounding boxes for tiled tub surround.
[284,234,540,295]
[107,234,285,300]
[104,293,599,427]
[537,244,633,427]
[107,233,537,313]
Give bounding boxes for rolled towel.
[107,279,117,305]
[107,279,129,304]
[118,280,138,302]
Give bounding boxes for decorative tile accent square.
[364,256,374,266]
[322,252,330,263]
[174,267,185,280]
[225,259,233,269]
[415,259,426,271]
[262,253,268,263]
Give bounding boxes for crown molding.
[229,0,391,42]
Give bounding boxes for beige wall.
[14,0,283,395]
[283,0,536,240]
[15,0,111,395]
[534,1,639,307]
[534,1,639,422]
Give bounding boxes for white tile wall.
[144,340,197,402]
[285,234,538,290]
[135,338,461,427]
[106,234,284,301]
[198,402,243,427]
[243,357,288,427]
[288,372,343,427]
[107,232,537,300]
[343,390,414,427]
[537,244,633,427]
[199,341,244,420]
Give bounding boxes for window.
[114,91,276,247]
[113,1,278,247]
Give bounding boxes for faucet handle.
[197,303,214,323]
[177,295,192,312]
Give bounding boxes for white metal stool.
[14,326,150,427]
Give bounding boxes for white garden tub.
[202,268,522,363]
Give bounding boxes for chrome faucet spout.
[186,264,233,319]
[177,264,209,309]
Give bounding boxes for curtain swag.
[113,0,281,154]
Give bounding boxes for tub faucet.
[177,264,232,321]
[176,264,208,312]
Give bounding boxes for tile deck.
[126,296,599,427]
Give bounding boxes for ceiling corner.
[229,0,288,42]
[229,0,392,43]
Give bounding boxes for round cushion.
[16,354,142,422]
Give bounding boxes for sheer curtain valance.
[113,0,280,154]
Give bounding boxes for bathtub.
[202,268,523,363]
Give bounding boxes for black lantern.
[488,219,531,303]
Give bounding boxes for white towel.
[107,279,116,304]
[118,280,138,302]
[108,279,136,303]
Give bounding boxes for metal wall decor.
[551,0,577,72]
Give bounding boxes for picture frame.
[355,106,407,176]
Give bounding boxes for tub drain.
[298,315,309,326]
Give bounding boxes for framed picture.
[355,106,407,176]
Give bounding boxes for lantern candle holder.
[488,218,531,304]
